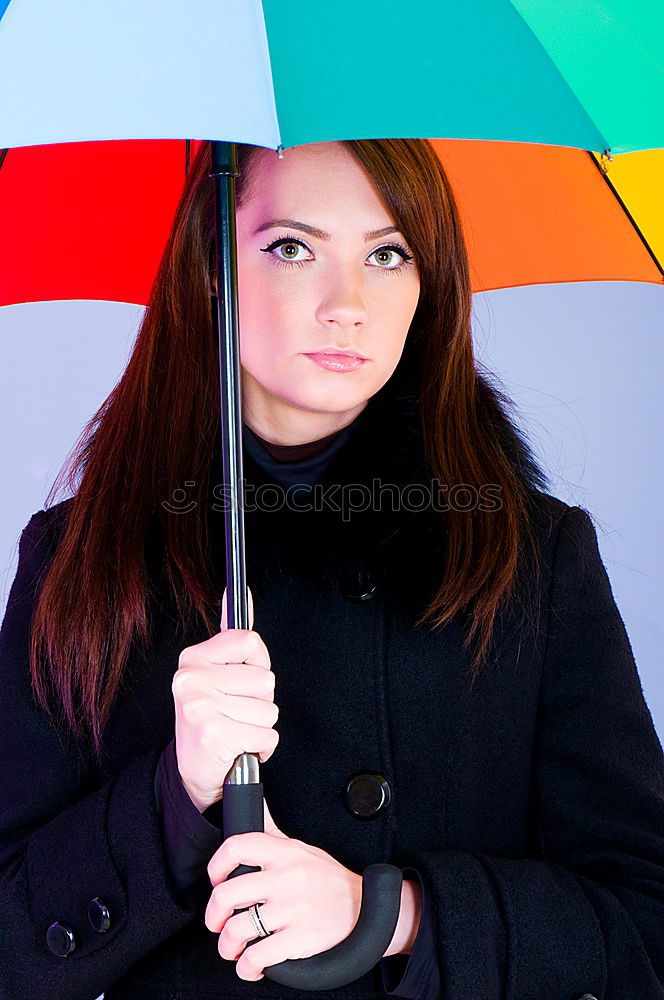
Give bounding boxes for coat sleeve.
[395,505,664,1000]
[153,736,224,896]
[379,867,441,999]
[0,510,209,1000]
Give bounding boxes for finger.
[263,797,287,838]
[216,901,285,960]
[180,628,271,670]
[207,832,287,886]
[208,711,280,758]
[235,928,303,983]
[221,585,254,631]
[205,868,274,932]
[176,662,275,703]
[207,692,279,728]
[209,662,276,701]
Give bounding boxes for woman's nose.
[315,270,369,330]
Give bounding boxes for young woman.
[1,138,663,1000]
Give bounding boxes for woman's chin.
[291,386,369,417]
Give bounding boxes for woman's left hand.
[205,798,363,982]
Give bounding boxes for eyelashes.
[259,234,416,275]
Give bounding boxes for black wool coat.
[1,374,664,1000]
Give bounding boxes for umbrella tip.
[276,144,284,160]
[597,148,614,175]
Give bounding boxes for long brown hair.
[29,139,548,762]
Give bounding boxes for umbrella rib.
[587,151,664,282]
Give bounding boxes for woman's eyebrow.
[252,218,400,242]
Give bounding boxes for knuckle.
[199,726,217,751]
[181,697,202,721]
[177,648,192,670]
[246,631,264,659]
[225,914,243,943]
[172,670,191,698]
[241,952,258,976]
[222,833,240,855]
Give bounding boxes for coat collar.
[235,359,427,499]
[204,361,438,602]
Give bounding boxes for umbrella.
[0,138,662,308]
[1,0,662,989]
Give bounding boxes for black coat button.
[339,568,377,602]
[342,772,391,818]
[46,922,76,956]
[88,897,111,933]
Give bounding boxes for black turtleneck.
[242,410,367,492]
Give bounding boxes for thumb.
[263,796,287,839]
[220,585,254,631]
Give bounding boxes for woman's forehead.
[239,144,395,227]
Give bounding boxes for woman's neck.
[242,398,368,447]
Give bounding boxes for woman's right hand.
[172,586,280,813]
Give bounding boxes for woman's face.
[234,141,421,443]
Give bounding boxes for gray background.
[1,281,662,739]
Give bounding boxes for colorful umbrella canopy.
[0,0,662,309]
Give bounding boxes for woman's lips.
[304,353,367,372]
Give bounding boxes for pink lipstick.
[304,352,367,372]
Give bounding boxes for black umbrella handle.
[221,783,403,990]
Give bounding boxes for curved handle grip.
[222,782,403,990]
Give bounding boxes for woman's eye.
[367,246,414,271]
[260,237,312,267]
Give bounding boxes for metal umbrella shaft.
[209,141,403,989]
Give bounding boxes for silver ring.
[249,903,271,938]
